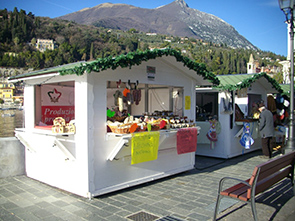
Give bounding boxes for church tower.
[247,54,256,74]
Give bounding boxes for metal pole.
[285,9,295,153]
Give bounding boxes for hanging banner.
[41,85,75,125]
[177,127,198,154]
[185,96,191,110]
[131,131,160,165]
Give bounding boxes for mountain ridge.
[57,0,256,50]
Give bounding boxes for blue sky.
[0,0,288,56]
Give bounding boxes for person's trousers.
[261,137,274,158]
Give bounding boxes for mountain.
[57,0,257,50]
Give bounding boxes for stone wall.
[0,137,25,178]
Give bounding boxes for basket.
[136,125,147,132]
[107,116,127,122]
[151,124,160,131]
[108,125,130,134]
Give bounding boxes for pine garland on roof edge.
[59,48,220,85]
[218,72,283,93]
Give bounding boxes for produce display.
[107,114,195,134]
[52,117,76,134]
[108,82,195,134]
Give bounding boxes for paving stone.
[53,210,82,221]
[1,202,18,210]
[42,216,64,221]
[115,209,132,217]
[121,204,142,213]
[31,208,53,218]
[7,197,34,208]
[72,208,93,218]
[51,199,70,207]
[0,189,14,198]
[62,204,81,213]
[90,207,113,218]
[89,199,109,208]
[104,214,129,221]
[44,205,64,214]
[139,204,170,217]
[0,197,7,205]
[102,204,122,214]
[175,203,196,211]
[0,212,22,221]
[15,211,40,221]
[152,202,173,211]
[187,212,211,221]
[107,199,126,207]
[35,201,53,208]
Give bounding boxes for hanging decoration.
[220,92,233,115]
[275,94,290,124]
[123,80,133,105]
[113,79,123,111]
[206,117,221,149]
[239,122,254,149]
[132,81,141,105]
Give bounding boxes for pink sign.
[41,84,75,125]
[176,127,198,154]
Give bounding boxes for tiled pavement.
[0,150,294,221]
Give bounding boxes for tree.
[31,37,36,45]
[13,36,20,46]
[89,42,94,60]
[273,71,284,84]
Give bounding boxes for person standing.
[258,100,275,158]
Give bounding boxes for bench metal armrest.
[218,176,251,193]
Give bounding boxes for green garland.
[59,48,220,85]
[218,72,283,93]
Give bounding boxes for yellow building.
[36,39,55,52]
[0,82,15,103]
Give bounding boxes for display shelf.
[15,128,75,136]
[106,127,200,161]
[15,128,76,160]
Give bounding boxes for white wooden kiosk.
[195,73,283,159]
[9,49,219,198]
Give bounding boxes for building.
[247,54,258,74]
[36,39,55,52]
[0,82,15,103]
[247,54,283,80]
[0,80,24,105]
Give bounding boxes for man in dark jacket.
[258,100,275,158]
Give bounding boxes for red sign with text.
[41,106,75,125]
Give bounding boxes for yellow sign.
[131,131,160,165]
[185,96,191,110]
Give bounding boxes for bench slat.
[258,152,295,173]
[253,166,293,197]
[220,179,251,201]
[228,185,249,201]
[220,178,250,195]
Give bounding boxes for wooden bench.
[213,151,295,221]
